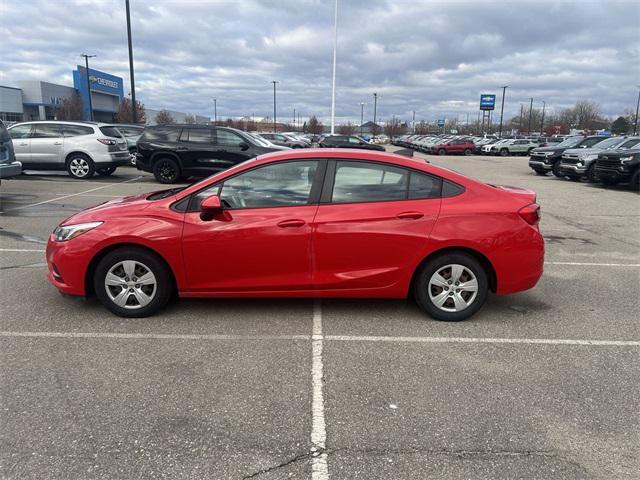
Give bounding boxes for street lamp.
[412,110,416,134]
[330,0,339,135]
[213,99,217,125]
[271,81,279,132]
[293,108,296,131]
[372,92,378,139]
[634,86,640,135]
[527,97,534,134]
[498,85,508,138]
[540,101,546,135]
[125,0,137,123]
[80,53,96,121]
[359,102,365,137]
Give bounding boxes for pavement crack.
[242,448,326,479]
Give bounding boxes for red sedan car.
[46,149,544,321]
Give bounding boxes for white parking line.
[0,248,46,252]
[325,335,640,347]
[0,331,310,341]
[0,176,143,212]
[546,261,640,267]
[311,300,329,479]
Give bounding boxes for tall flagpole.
[330,0,338,135]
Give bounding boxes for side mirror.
[238,141,249,151]
[200,195,223,221]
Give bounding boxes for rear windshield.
[99,126,124,138]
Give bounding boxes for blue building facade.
[73,66,124,121]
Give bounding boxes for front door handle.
[53,142,62,145]
[277,219,306,228]
[396,211,424,220]
[19,143,28,146]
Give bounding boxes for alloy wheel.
[428,264,478,312]
[69,158,90,178]
[104,260,157,310]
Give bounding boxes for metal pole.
[372,92,377,139]
[271,81,278,132]
[634,87,640,135]
[330,0,339,135]
[125,0,137,123]
[360,102,364,136]
[213,99,217,125]
[80,54,95,121]
[498,85,508,138]
[519,104,524,132]
[293,108,296,130]
[540,101,546,134]
[412,110,416,134]
[527,97,533,133]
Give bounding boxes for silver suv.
[7,121,130,179]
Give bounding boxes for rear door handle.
[53,142,62,145]
[277,219,306,228]
[396,211,424,220]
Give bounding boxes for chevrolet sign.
[479,94,496,111]
[89,75,119,89]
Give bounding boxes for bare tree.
[383,117,406,138]
[115,98,146,124]
[55,92,84,121]
[184,114,196,124]
[306,116,324,135]
[155,110,175,125]
[573,100,602,130]
[337,122,356,135]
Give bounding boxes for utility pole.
[540,101,546,134]
[330,0,339,135]
[80,53,96,121]
[213,99,217,125]
[498,85,508,138]
[271,81,278,132]
[412,110,416,134]
[125,0,137,123]
[519,104,524,132]
[527,97,534,134]
[372,92,378,139]
[359,102,365,137]
[293,108,296,131]
[634,86,640,135]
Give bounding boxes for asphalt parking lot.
[1,154,639,479]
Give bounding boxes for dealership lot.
[1,154,639,479]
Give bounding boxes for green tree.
[611,116,631,134]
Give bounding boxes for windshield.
[556,136,584,148]
[619,138,640,149]
[590,137,626,150]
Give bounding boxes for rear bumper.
[495,227,545,295]
[94,150,131,168]
[0,161,22,178]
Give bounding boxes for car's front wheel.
[414,253,488,321]
[94,248,173,318]
[438,148,446,155]
[153,157,181,184]
[551,161,564,177]
[464,148,472,155]
[500,148,509,156]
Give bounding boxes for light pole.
[271,81,278,132]
[372,92,378,139]
[634,86,640,135]
[359,102,365,137]
[412,110,416,134]
[498,85,508,138]
[540,101,546,134]
[293,108,296,131]
[213,99,217,125]
[80,53,96,121]
[125,0,137,123]
[330,0,339,135]
[527,97,534,133]
[519,104,524,132]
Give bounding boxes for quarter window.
[332,161,409,203]
[63,125,94,137]
[409,172,442,199]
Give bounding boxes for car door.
[7,124,33,164]
[174,127,215,176]
[215,129,255,167]
[181,159,324,292]
[30,123,64,167]
[312,160,442,292]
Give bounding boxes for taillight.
[519,203,540,225]
[97,138,117,145]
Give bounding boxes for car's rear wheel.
[153,157,181,184]
[464,148,472,155]
[414,253,488,322]
[66,153,95,179]
[438,148,446,155]
[586,164,598,183]
[94,248,173,318]
[97,166,117,176]
[129,148,137,166]
[500,148,509,156]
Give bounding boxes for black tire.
[97,166,117,176]
[438,148,446,156]
[600,177,618,186]
[129,148,137,166]
[93,247,173,318]
[500,148,509,157]
[153,157,181,184]
[551,161,564,177]
[566,176,580,182]
[629,170,639,191]
[463,148,472,155]
[413,253,489,322]
[586,164,598,183]
[66,153,95,179]
[534,170,547,176]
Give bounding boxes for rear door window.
[32,123,62,138]
[141,127,181,142]
[331,161,409,203]
[182,128,213,144]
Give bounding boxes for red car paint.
[46,149,544,299]
[430,139,476,155]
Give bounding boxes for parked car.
[46,148,543,321]
[0,119,22,180]
[481,139,510,155]
[259,132,308,148]
[7,121,130,179]
[106,124,144,165]
[528,136,606,177]
[594,148,640,190]
[135,125,288,184]
[431,138,476,155]
[490,139,540,156]
[558,136,640,182]
[318,135,385,151]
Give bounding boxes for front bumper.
[528,159,552,171]
[46,234,95,296]
[594,167,633,182]
[0,161,22,178]
[558,163,587,175]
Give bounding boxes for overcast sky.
[1,0,639,124]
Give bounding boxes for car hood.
[563,147,605,156]
[531,145,563,153]
[59,191,160,226]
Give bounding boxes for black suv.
[136,125,288,183]
[594,148,640,190]
[319,135,385,151]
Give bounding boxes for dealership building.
[0,66,209,124]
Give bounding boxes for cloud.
[1,0,638,124]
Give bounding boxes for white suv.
[7,121,130,179]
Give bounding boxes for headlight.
[543,151,555,157]
[619,156,634,163]
[53,221,103,242]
